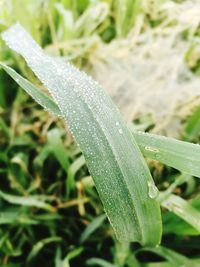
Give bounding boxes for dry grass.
[91,0,200,136]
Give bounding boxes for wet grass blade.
[134,131,200,178]
[1,63,200,178]
[1,23,162,246]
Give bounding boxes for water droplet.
[148,181,159,199]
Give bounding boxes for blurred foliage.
[0,0,200,266]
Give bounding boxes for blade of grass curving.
[160,193,200,233]
[1,63,200,179]
[67,155,85,196]
[0,62,61,116]
[27,236,62,263]
[2,23,162,246]
[80,214,106,244]
[0,190,54,211]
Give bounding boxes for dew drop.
[148,181,159,199]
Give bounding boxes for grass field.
[0,1,200,266]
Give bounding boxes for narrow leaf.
[1,63,200,178]
[161,194,200,233]
[67,155,85,195]
[47,128,70,171]
[183,105,200,141]
[27,236,62,262]
[137,246,191,267]
[0,190,54,211]
[80,214,106,243]
[86,258,118,267]
[134,131,200,178]
[2,23,162,245]
[0,62,61,116]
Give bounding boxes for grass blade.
[137,246,191,267]
[27,236,62,262]
[2,23,162,246]
[86,258,118,267]
[134,131,200,178]
[1,63,200,178]
[47,128,70,172]
[0,190,54,211]
[183,105,200,141]
[80,214,106,243]
[0,62,61,116]
[161,194,200,233]
[67,155,85,196]
[0,211,37,225]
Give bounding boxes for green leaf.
[67,155,85,195]
[0,211,38,225]
[27,236,62,262]
[1,23,162,246]
[0,62,61,117]
[47,128,70,172]
[161,194,200,233]
[80,214,106,243]
[134,131,200,178]
[0,190,54,211]
[137,246,191,267]
[183,105,200,141]
[1,64,199,178]
[86,258,118,267]
[162,210,199,236]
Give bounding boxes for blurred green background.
[0,0,200,266]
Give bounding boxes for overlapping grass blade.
[1,63,200,179]
[1,23,162,245]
